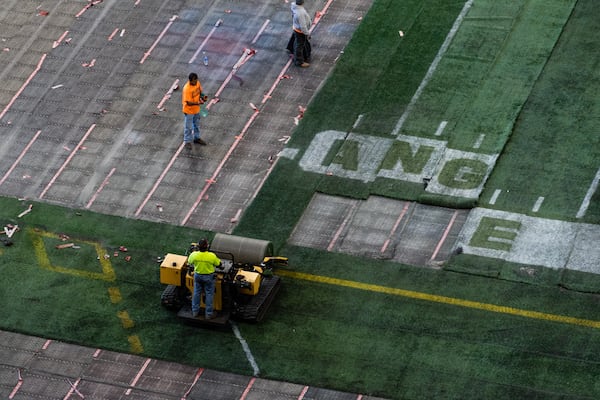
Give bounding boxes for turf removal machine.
[159,233,287,326]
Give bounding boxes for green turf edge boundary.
[445,253,600,294]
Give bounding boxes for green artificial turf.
[481,0,600,222]
[2,202,600,400]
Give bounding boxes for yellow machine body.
[159,253,187,286]
[234,269,262,296]
[159,234,288,324]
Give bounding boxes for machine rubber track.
[237,275,281,322]
[161,284,183,310]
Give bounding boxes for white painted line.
[473,133,485,149]
[532,196,544,212]
[489,189,501,205]
[231,321,260,376]
[352,114,364,129]
[392,0,474,136]
[434,120,447,136]
[576,167,600,218]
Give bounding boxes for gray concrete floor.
[0,329,386,400]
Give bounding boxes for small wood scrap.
[17,204,33,218]
[55,243,75,249]
[3,224,19,238]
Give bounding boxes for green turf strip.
[481,0,600,222]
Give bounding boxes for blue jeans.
[192,273,215,317]
[183,113,201,144]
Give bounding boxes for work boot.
[206,313,218,320]
[194,138,207,145]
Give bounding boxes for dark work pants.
[287,31,311,64]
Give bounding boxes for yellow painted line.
[117,310,135,329]
[108,287,122,304]
[30,228,116,282]
[277,270,600,329]
[128,335,144,354]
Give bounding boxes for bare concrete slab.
[290,194,467,267]
[0,0,371,235]
[0,330,387,400]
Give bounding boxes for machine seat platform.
[177,305,231,326]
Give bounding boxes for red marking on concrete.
[64,378,84,400]
[0,53,46,121]
[310,0,335,33]
[42,339,52,349]
[75,0,103,18]
[125,358,151,395]
[327,201,358,252]
[261,58,294,104]
[108,28,119,41]
[181,110,261,225]
[213,48,256,98]
[86,167,116,209]
[381,202,410,253]
[297,386,309,399]
[140,15,178,64]
[39,124,96,199]
[430,210,459,261]
[239,377,256,400]
[8,369,23,399]
[0,130,41,187]
[8,381,22,398]
[157,79,180,109]
[182,4,333,224]
[181,368,204,399]
[135,143,184,216]
[53,30,69,48]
